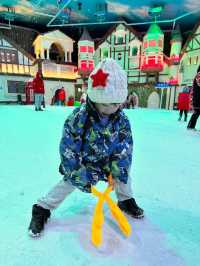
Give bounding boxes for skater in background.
[28,58,144,237]
[33,72,45,111]
[57,87,66,106]
[187,65,200,129]
[121,92,137,109]
[80,91,87,104]
[67,95,75,106]
[177,87,190,122]
[128,92,137,109]
[121,95,130,109]
[52,87,66,106]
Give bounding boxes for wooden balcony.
[0,63,33,76]
[42,61,78,80]
[0,60,79,80]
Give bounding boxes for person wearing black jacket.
[187,66,200,129]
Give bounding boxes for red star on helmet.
[91,69,109,88]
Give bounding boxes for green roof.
[147,23,163,36]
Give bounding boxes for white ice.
[0,105,199,266]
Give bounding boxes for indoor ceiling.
[0,0,200,38]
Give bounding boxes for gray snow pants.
[37,176,133,211]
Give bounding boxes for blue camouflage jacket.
[59,99,133,192]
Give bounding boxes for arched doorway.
[147,92,160,108]
[49,43,65,63]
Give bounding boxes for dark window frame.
[0,48,18,64]
[7,80,25,94]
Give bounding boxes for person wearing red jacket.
[177,87,190,121]
[33,72,45,111]
[67,96,74,106]
[57,87,66,106]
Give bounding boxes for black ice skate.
[118,198,144,219]
[28,204,51,237]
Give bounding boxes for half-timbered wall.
[0,36,33,75]
[180,25,200,85]
[95,24,143,84]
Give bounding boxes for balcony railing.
[42,61,78,80]
[0,60,79,79]
[0,63,32,75]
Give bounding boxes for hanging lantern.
[141,23,164,72]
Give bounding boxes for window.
[80,60,87,71]
[0,49,18,63]
[131,47,138,56]
[0,52,5,62]
[7,80,25,94]
[194,56,198,65]
[88,46,94,53]
[11,53,16,63]
[149,40,156,47]
[102,48,108,58]
[6,53,11,62]
[88,60,94,71]
[80,46,87,52]
[117,36,124,44]
[186,57,191,65]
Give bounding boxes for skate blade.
[132,213,144,219]
[125,212,144,219]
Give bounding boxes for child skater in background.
[177,87,190,122]
[28,58,144,237]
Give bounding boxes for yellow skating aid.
[91,174,132,247]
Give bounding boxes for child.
[80,92,87,104]
[28,58,144,237]
[177,87,190,122]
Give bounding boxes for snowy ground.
[0,105,200,266]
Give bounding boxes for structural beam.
[47,0,73,27]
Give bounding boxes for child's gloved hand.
[83,183,92,193]
[68,167,97,193]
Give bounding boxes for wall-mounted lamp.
[118,53,122,60]
[78,2,82,11]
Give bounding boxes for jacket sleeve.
[110,114,133,184]
[59,108,96,192]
